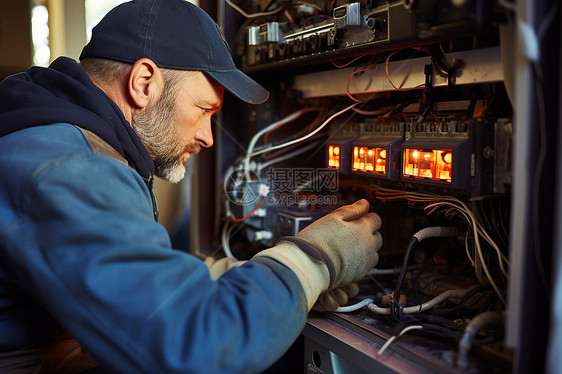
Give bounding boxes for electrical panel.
[351,121,403,180]
[217,0,518,372]
[236,0,494,71]
[400,119,497,195]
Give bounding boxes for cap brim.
[206,69,269,105]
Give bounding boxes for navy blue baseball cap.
[80,0,269,104]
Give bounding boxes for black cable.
[420,323,464,341]
[395,321,464,342]
[391,237,418,321]
[416,313,466,332]
[453,283,493,311]
[410,266,425,305]
[417,64,435,122]
[429,44,464,87]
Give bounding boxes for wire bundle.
[371,186,509,304]
[220,102,360,258]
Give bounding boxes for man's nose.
[195,119,214,148]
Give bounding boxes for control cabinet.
[202,0,561,372]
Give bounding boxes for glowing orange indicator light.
[403,148,452,183]
[352,146,387,174]
[328,145,341,169]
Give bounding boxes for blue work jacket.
[0,58,307,373]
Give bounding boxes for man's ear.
[128,58,164,109]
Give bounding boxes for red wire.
[230,196,265,222]
[346,66,376,103]
[385,49,425,91]
[346,50,425,100]
[332,54,366,69]
[306,102,327,133]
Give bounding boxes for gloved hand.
[254,199,382,310]
[204,256,246,280]
[312,282,359,312]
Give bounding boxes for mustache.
[182,142,202,155]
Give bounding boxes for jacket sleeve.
[2,153,308,374]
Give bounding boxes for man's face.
[132,71,224,183]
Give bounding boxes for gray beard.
[131,91,187,184]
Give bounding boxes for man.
[0,0,382,372]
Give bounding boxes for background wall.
[0,1,33,79]
[0,0,202,238]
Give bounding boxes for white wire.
[437,197,509,270]
[222,107,322,244]
[469,199,510,268]
[425,201,506,304]
[373,185,509,304]
[336,298,374,313]
[225,0,283,18]
[426,201,503,296]
[377,325,423,356]
[249,109,310,154]
[247,103,359,158]
[464,231,475,267]
[425,201,477,267]
[221,220,238,260]
[257,139,321,172]
[235,104,356,197]
[367,289,468,315]
[474,213,510,268]
[433,202,504,299]
[241,108,314,182]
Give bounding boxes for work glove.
[254,199,382,310]
[312,282,359,312]
[204,256,246,280]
